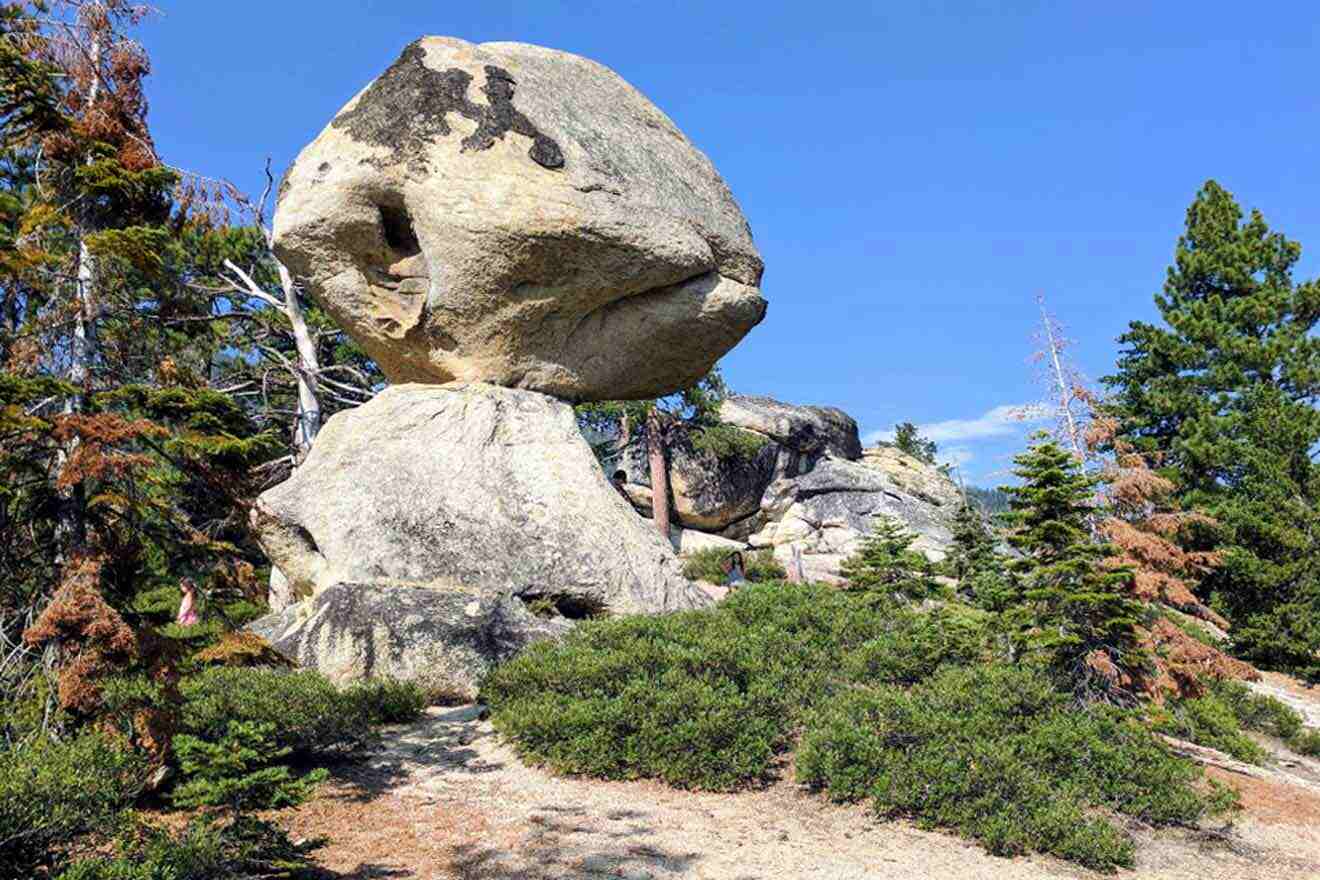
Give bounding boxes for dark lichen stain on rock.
[332,41,564,170]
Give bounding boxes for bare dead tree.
[1031,293,1092,465]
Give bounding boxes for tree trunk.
[280,261,322,462]
[646,409,671,540]
[55,34,103,558]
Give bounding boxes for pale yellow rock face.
[274,36,766,401]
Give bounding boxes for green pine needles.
[1003,439,1147,698]
[840,514,942,601]
[1104,180,1320,678]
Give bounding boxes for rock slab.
[249,382,709,691]
[274,36,766,401]
[249,583,570,700]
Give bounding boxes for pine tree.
[893,421,937,464]
[1004,438,1146,699]
[575,369,732,540]
[839,514,940,601]
[945,499,997,581]
[2,3,278,731]
[1102,180,1320,677]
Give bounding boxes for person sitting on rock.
[611,469,629,498]
[722,552,747,588]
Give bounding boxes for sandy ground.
[279,705,1320,880]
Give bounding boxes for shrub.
[0,733,147,880]
[55,815,323,880]
[346,677,428,725]
[1289,728,1320,757]
[1152,690,1268,764]
[680,547,785,584]
[689,423,768,460]
[483,583,886,789]
[172,721,327,813]
[180,667,375,756]
[485,582,1237,871]
[1210,679,1303,740]
[798,664,1237,871]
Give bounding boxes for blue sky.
[138,2,1320,485]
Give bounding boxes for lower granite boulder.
[248,582,572,701]
[248,381,710,693]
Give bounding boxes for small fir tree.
[893,421,937,464]
[171,721,326,814]
[945,499,998,582]
[1003,438,1147,699]
[840,514,940,601]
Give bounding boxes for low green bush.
[798,665,1236,871]
[347,677,428,725]
[1289,728,1320,757]
[0,733,147,880]
[172,721,327,813]
[1210,680,1303,740]
[180,668,424,757]
[1152,689,1268,764]
[55,815,323,880]
[483,583,890,789]
[689,423,768,460]
[680,547,785,584]
[485,582,1238,872]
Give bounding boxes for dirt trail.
[281,705,1320,880]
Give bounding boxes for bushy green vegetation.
[689,423,769,460]
[180,668,425,757]
[0,733,147,880]
[680,546,785,584]
[1157,679,1320,761]
[54,816,322,880]
[483,582,1236,870]
[798,664,1235,870]
[172,721,328,813]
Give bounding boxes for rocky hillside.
[609,395,961,582]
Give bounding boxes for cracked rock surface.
[273,36,766,401]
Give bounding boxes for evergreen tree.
[945,499,998,582]
[575,369,732,540]
[893,421,937,464]
[839,514,940,601]
[1103,180,1320,676]
[1004,438,1146,699]
[944,498,1013,610]
[1,3,277,734]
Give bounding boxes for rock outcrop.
[610,395,959,582]
[273,36,766,402]
[250,383,710,691]
[249,583,571,701]
[253,383,707,614]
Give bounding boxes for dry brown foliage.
[195,631,293,669]
[23,553,178,765]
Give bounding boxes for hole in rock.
[520,593,607,621]
[378,203,421,259]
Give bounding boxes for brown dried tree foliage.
[1084,619,1258,702]
[23,553,178,764]
[1087,402,1226,627]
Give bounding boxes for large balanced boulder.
[252,382,706,614]
[273,36,766,401]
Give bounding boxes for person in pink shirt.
[176,578,200,626]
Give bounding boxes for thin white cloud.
[937,445,974,467]
[862,403,1050,447]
